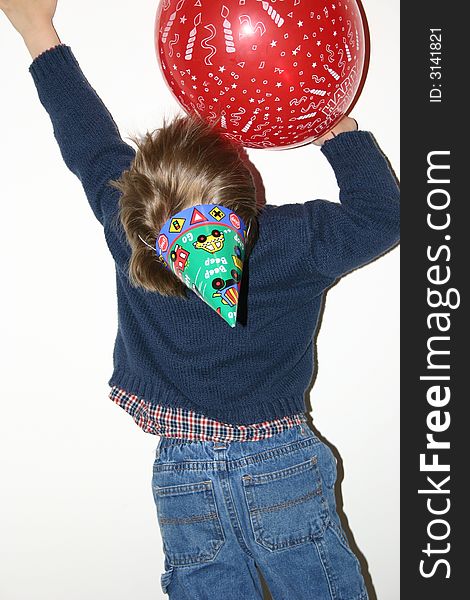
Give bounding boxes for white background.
[0,1,399,598]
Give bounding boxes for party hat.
[156,204,248,328]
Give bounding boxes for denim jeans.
[151,423,368,600]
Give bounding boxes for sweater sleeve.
[302,130,400,280]
[28,44,136,230]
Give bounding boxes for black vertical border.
[401,1,464,596]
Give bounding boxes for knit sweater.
[29,44,400,426]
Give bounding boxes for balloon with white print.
[155,0,369,149]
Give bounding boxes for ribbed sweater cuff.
[320,129,377,159]
[320,130,393,187]
[28,43,77,83]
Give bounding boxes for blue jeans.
[151,423,368,600]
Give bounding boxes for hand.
[312,116,358,147]
[0,0,58,37]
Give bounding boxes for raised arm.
[1,2,136,228]
[304,118,400,280]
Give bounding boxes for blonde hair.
[109,112,260,298]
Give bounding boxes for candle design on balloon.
[221,5,236,53]
[185,12,201,60]
[343,37,352,62]
[162,0,185,45]
[303,88,326,96]
[261,1,284,27]
[296,112,318,120]
[241,108,261,133]
[324,64,340,80]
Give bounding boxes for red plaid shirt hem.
[109,385,307,442]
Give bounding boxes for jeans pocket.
[153,479,225,566]
[242,455,329,551]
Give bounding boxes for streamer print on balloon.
[154,0,369,149]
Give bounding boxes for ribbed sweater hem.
[108,369,306,426]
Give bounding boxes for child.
[1,2,399,598]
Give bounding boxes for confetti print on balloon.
[230,106,246,126]
[196,95,206,111]
[301,98,326,112]
[251,113,265,131]
[223,132,244,144]
[300,100,322,114]
[311,74,326,84]
[185,12,201,60]
[238,15,267,39]
[337,47,346,77]
[168,33,179,57]
[201,24,217,65]
[208,110,218,123]
[261,2,285,27]
[162,0,185,44]
[326,43,335,63]
[209,72,223,86]
[296,120,314,131]
[346,19,354,46]
[221,5,236,53]
[289,95,308,106]
[251,127,272,139]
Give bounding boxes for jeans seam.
[313,538,336,600]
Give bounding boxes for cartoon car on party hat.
[212,269,240,307]
[170,244,190,275]
[193,229,225,254]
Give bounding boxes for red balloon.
[155,0,369,149]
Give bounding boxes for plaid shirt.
[109,385,307,442]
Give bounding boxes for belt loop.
[213,440,228,450]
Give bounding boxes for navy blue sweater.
[29,44,400,425]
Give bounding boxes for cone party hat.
[156,204,248,328]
